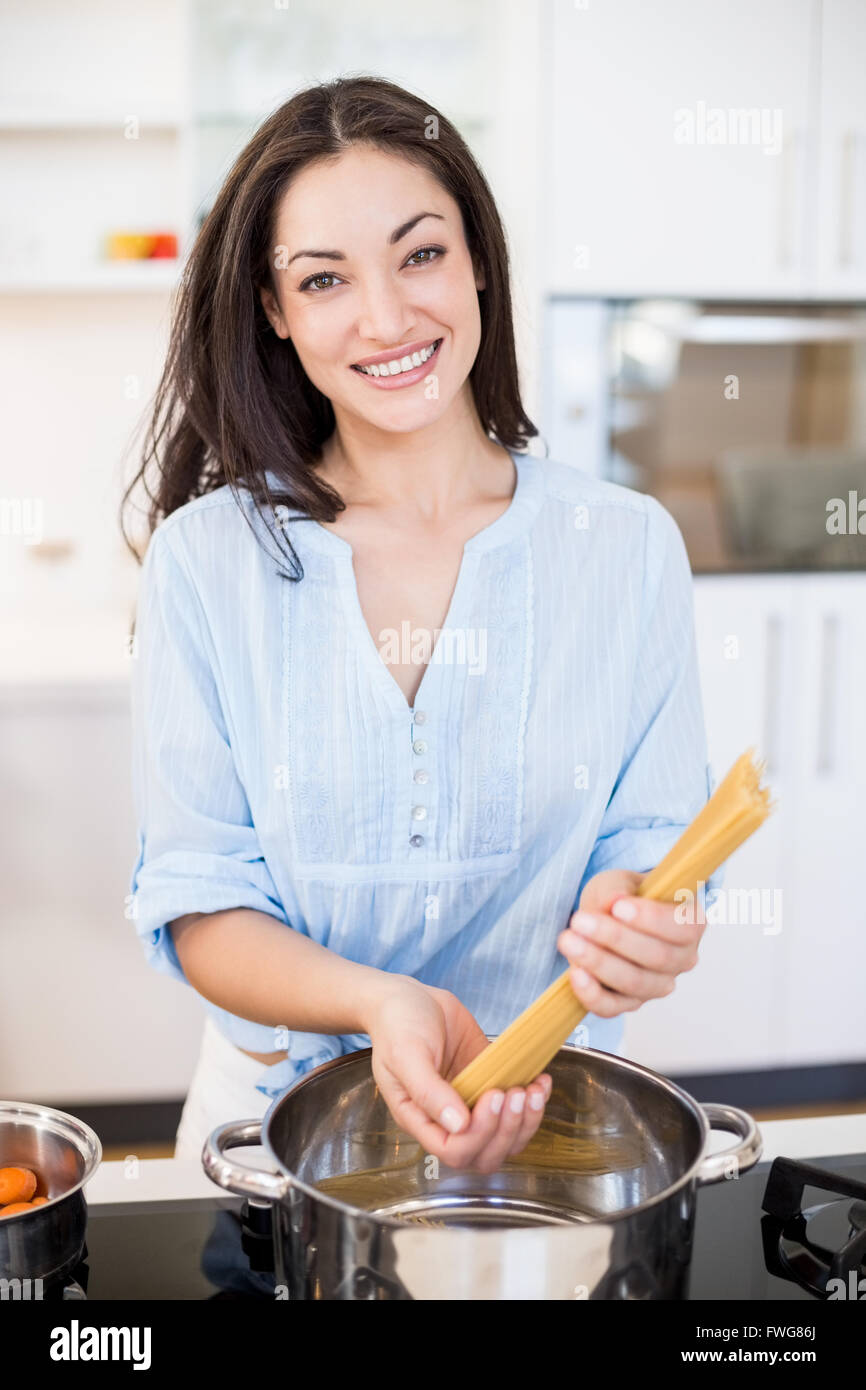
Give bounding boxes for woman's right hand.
[364,977,551,1173]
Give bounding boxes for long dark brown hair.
[123,75,537,578]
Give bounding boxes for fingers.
[565,964,645,1017]
[375,1017,557,1173]
[556,896,702,1015]
[469,1091,528,1174]
[560,923,675,1001]
[378,1057,553,1173]
[378,1043,508,1168]
[374,1040,484,1163]
[565,908,700,972]
[471,1074,551,1173]
[610,895,700,947]
[383,1089,465,1158]
[578,869,644,915]
[396,1039,472,1139]
[435,1078,550,1171]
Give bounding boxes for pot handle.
[202,1119,292,1202]
[696,1103,763,1186]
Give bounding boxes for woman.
[128,76,716,1170]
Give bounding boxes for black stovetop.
[63,1151,866,1300]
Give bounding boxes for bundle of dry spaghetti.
[452,748,774,1107]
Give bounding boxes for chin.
[346,394,456,435]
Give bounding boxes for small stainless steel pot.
[0,1101,102,1285]
[203,1044,761,1300]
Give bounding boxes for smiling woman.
[124,76,534,573]
[124,76,720,1173]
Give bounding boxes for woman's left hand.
[557,869,704,1018]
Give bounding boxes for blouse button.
[409,834,425,848]
[411,805,427,821]
[413,769,429,785]
[412,739,428,755]
[413,711,427,725]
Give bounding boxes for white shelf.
[194,107,486,130]
[0,262,181,293]
[0,112,184,132]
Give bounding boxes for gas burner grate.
[761,1156,866,1299]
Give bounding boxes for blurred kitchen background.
[1,0,864,1154]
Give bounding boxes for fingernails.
[568,937,587,958]
[529,1091,544,1111]
[611,897,637,922]
[572,967,591,988]
[571,911,593,931]
[440,1105,463,1133]
[489,1091,504,1115]
[510,1092,525,1115]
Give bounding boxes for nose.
[354,270,416,348]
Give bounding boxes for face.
[260,144,485,437]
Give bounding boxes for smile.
[350,337,442,387]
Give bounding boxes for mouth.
[350,337,443,389]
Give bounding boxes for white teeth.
[356,340,439,377]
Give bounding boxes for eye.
[299,271,343,293]
[404,244,445,267]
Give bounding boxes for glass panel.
[608,301,866,572]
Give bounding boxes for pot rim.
[0,1100,102,1223]
[258,1044,731,1228]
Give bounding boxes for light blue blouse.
[130,448,720,1098]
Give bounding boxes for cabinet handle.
[776,131,803,271]
[838,130,859,269]
[815,613,838,777]
[763,614,784,776]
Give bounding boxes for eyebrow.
[287,211,445,266]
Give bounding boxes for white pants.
[174,1016,275,1163]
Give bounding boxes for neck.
[317,390,512,521]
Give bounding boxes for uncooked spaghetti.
[451,748,773,1106]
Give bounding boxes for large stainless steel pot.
[203,1044,761,1300]
[0,1102,102,1286]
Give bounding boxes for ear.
[473,255,486,293]
[260,284,290,339]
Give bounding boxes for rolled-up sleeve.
[578,495,724,907]
[130,526,288,986]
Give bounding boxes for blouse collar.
[265,448,545,560]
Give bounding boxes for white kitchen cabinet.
[779,575,866,1063]
[813,0,866,297]
[624,576,799,1073]
[543,0,815,298]
[0,685,204,1103]
[625,573,866,1078]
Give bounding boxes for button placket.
[409,711,430,847]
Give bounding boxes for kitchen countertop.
[85,1110,866,1206]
